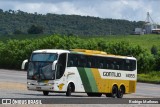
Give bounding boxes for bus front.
[23,50,66,95]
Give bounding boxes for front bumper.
[27,84,54,91]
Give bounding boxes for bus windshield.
[31,53,58,61]
[27,53,58,80]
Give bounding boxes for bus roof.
[70,49,136,60]
[33,49,69,54]
[32,49,136,60]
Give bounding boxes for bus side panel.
[91,68,109,93]
[77,68,136,94]
[107,79,136,94]
[91,68,136,94]
[65,67,85,92]
[129,81,136,93]
[77,67,94,92]
[88,78,136,94]
[77,68,110,93]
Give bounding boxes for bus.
[22,49,137,98]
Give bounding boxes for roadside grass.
[95,34,160,52]
[137,71,160,84]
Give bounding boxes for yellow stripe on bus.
[91,68,109,93]
[91,68,136,93]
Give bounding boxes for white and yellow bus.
[22,49,137,98]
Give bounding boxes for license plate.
[36,87,41,90]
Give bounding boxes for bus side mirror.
[21,59,28,70]
[52,60,57,71]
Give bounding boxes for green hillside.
[0,9,144,36]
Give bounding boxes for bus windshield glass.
[27,53,58,80]
[31,53,58,62]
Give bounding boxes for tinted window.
[67,53,136,71]
[31,53,57,61]
[86,56,96,68]
[77,55,86,67]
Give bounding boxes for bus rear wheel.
[111,85,118,98]
[43,91,49,96]
[117,86,125,98]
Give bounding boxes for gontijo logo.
[103,72,121,77]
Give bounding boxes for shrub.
[0,35,157,73]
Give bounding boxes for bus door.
[56,53,67,80]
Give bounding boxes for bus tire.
[43,91,49,96]
[117,86,125,98]
[111,85,118,98]
[66,84,72,96]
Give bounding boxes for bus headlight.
[27,82,31,85]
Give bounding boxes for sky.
[0,0,160,24]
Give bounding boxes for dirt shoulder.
[0,82,26,91]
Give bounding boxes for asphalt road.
[0,69,160,99]
[0,69,26,83]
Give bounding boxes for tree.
[151,45,158,55]
[154,52,160,71]
[13,29,23,34]
[27,25,44,34]
[0,9,144,36]
[0,9,3,13]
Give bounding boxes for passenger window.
[86,56,96,68]
[130,60,136,71]
[77,55,86,67]
[87,62,91,67]
[99,63,103,68]
[116,65,119,70]
[69,60,73,66]
[124,59,136,71]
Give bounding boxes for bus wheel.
[117,86,125,98]
[66,84,72,96]
[111,85,118,98]
[43,91,49,96]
